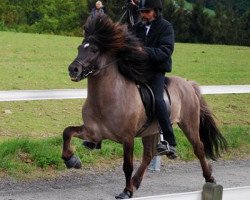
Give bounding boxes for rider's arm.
[144,24,174,64]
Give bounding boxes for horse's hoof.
[206,176,216,184]
[64,155,82,169]
[115,190,132,199]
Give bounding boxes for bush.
[0,0,249,46]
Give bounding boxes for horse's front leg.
[62,125,87,169]
[115,140,134,199]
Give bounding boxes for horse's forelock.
[84,15,125,53]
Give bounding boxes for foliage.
[164,0,250,45]
[0,0,89,35]
[0,0,249,45]
[186,0,250,15]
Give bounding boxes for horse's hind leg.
[191,136,214,182]
[132,135,157,190]
[62,125,86,169]
[179,120,215,183]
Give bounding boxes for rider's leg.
[148,73,177,158]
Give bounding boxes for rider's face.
[140,9,156,23]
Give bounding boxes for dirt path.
[0,158,249,200]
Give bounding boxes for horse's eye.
[92,48,99,53]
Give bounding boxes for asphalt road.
[0,158,249,200]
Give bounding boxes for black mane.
[84,14,153,84]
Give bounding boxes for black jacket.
[131,16,174,73]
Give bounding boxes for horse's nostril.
[73,67,79,73]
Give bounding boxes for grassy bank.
[0,123,249,179]
[0,31,249,178]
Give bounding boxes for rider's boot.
[157,140,177,159]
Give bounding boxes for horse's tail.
[190,81,228,160]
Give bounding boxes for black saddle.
[138,83,155,125]
[137,78,171,132]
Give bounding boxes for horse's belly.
[136,120,159,138]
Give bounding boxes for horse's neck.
[87,64,131,102]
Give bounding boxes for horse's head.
[68,14,125,82]
[68,41,101,82]
[68,14,153,84]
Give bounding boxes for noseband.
[74,59,95,78]
[75,58,122,79]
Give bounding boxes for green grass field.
[0,31,249,90]
[0,31,249,178]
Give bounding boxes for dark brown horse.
[62,15,227,199]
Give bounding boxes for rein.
[101,58,122,70]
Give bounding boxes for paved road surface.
[0,159,249,200]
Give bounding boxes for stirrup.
[156,141,170,155]
[156,141,177,159]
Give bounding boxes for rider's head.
[138,0,162,23]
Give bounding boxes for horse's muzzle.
[68,62,82,82]
[68,61,95,82]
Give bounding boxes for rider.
[131,0,177,158]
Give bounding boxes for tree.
[239,11,250,45]
[162,0,177,22]
[189,3,214,43]
[172,6,192,42]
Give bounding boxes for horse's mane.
[84,14,153,84]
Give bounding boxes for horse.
[62,15,227,199]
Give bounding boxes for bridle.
[74,57,122,79]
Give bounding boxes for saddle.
[137,78,171,133]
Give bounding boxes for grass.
[0,137,144,178]
[0,31,86,90]
[172,43,250,85]
[0,32,249,90]
[0,137,63,177]
[0,99,83,138]
[0,31,249,178]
